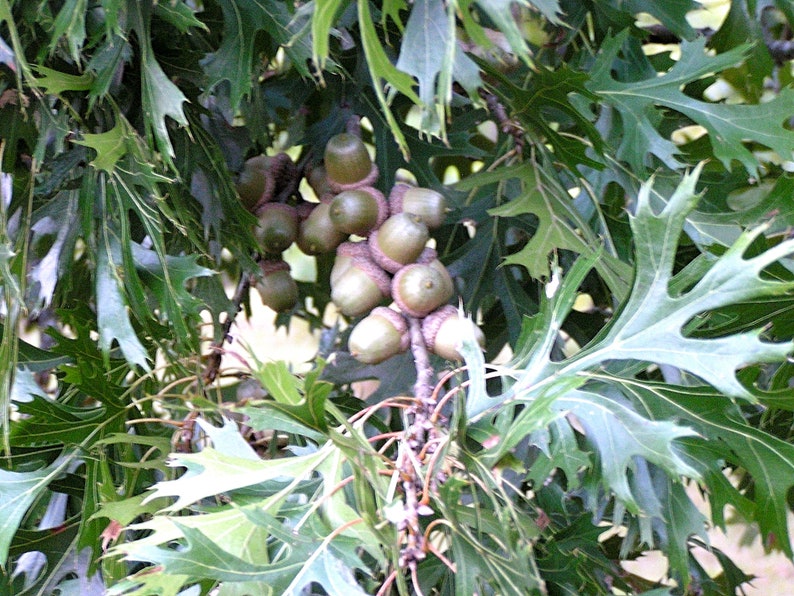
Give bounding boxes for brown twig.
[203,273,251,384]
[479,88,525,155]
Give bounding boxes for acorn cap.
[331,241,373,286]
[368,212,429,273]
[331,257,391,318]
[392,263,454,318]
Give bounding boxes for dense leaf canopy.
[1,0,793,594]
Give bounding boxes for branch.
[202,272,251,384]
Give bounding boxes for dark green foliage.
[1,1,793,594]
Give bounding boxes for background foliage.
[1,0,794,594]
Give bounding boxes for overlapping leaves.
[462,165,794,585]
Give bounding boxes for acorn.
[324,133,379,191]
[422,305,486,360]
[296,202,348,255]
[417,248,455,298]
[254,203,298,254]
[306,163,334,199]
[331,256,391,318]
[368,212,429,274]
[236,155,276,212]
[348,306,409,364]
[392,263,454,318]
[329,187,388,236]
[389,184,448,229]
[255,260,299,313]
[331,241,373,286]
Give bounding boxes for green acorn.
[348,307,409,364]
[255,259,299,313]
[389,184,448,229]
[392,263,454,318]
[296,202,348,255]
[329,187,388,236]
[236,155,275,212]
[255,203,298,254]
[331,241,373,286]
[324,133,379,191]
[422,305,485,360]
[368,212,429,273]
[331,256,391,318]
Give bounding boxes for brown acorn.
[368,212,429,274]
[392,263,454,318]
[422,305,485,360]
[324,133,379,191]
[255,203,298,254]
[329,187,388,236]
[331,256,391,318]
[255,260,299,313]
[389,184,448,229]
[306,163,334,199]
[348,306,409,364]
[236,155,276,212]
[296,202,348,255]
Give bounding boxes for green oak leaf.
[33,66,93,94]
[49,0,88,64]
[582,166,794,399]
[153,1,207,33]
[144,444,332,511]
[96,233,150,371]
[557,388,699,511]
[119,518,368,594]
[625,0,698,40]
[587,33,794,176]
[202,0,313,110]
[395,0,482,138]
[128,0,188,163]
[466,161,630,293]
[0,456,75,565]
[478,166,794,417]
[74,119,128,172]
[617,378,794,559]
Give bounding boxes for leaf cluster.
[1,0,793,594]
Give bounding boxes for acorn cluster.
[236,133,484,365]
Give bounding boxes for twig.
[479,88,525,155]
[203,273,251,384]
